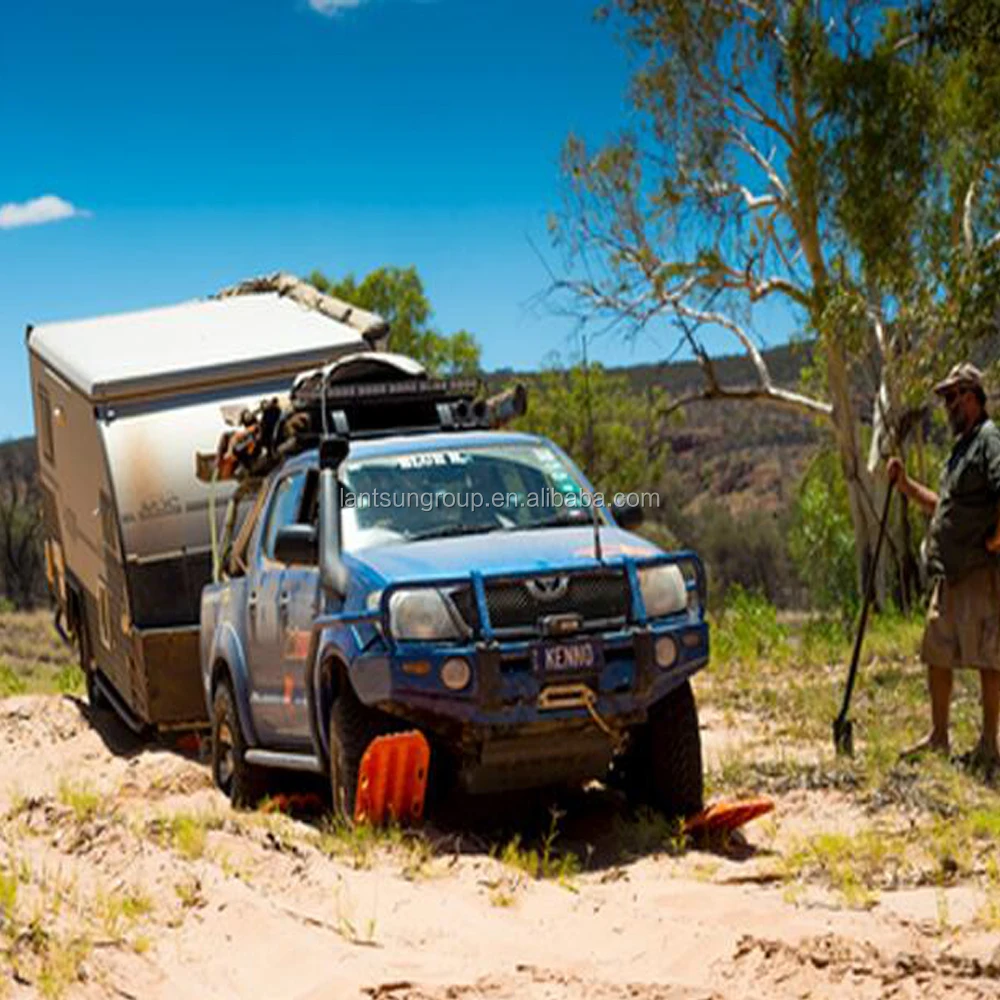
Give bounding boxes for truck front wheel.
[328,684,396,822]
[211,679,266,809]
[620,679,704,819]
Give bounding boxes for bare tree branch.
[660,384,833,420]
[731,82,795,147]
[710,260,811,307]
[706,180,778,212]
[671,304,773,387]
[729,126,791,204]
[963,178,977,259]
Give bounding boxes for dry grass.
[702,595,1000,913]
[0,610,82,697]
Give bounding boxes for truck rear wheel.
[621,679,703,819]
[212,679,266,809]
[328,683,397,822]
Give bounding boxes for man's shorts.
[921,562,1000,671]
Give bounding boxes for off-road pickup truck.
[199,364,709,819]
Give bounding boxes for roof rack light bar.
[293,376,480,405]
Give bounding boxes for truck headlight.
[388,589,469,641]
[637,564,687,619]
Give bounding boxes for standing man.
[887,362,1000,771]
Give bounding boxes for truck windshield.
[340,442,597,549]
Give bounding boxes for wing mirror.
[610,496,644,531]
[274,524,319,566]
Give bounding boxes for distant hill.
[0,437,37,472]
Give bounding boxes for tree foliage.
[511,357,673,496]
[0,442,45,610]
[789,448,858,615]
[553,0,1000,603]
[308,266,481,376]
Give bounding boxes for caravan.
[26,274,386,730]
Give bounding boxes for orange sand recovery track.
[683,797,775,837]
[354,731,431,825]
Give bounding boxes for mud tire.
[211,679,267,809]
[328,683,399,822]
[621,679,703,819]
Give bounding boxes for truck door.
[274,468,325,747]
[273,561,320,747]
[247,470,308,744]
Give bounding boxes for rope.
[581,689,626,753]
[209,464,220,583]
[538,683,625,752]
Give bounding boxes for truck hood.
[348,526,661,585]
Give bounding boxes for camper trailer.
[26,274,387,731]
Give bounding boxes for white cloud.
[308,0,366,15]
[0,195,90,231]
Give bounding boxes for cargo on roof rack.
[196,353,527,486]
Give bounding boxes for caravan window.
[37,385,55,464]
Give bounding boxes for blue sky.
[0,0,781,440]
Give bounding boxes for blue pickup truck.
[199,373,709,820]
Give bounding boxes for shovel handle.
[835,486,894,728]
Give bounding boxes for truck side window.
[261,472,307,561]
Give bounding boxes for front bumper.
[349,619,708,732]
[313,553,709,789]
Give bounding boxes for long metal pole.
[833,485,894,754]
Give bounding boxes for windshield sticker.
[395,451,469,470]
[533,448,563,470]
[533,448,578,485]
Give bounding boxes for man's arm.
[983,432,1000,553]
[987,504,1000,554]
[886,457,938,515]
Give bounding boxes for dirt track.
[1,694,999,1000]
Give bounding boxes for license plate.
[533,638,603,674]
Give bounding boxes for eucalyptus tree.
[308,266,481,376]
[553,0,1000,593]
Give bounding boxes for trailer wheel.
[85,669,107,712]
[74,604,105,712]
[620,680,703,819]
[211,679,266,809]
[328,683,398,822]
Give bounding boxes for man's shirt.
[926,418,1000,580]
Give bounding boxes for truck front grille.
[450,570,629,636]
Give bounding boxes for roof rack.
[196,353,527,484]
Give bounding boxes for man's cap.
[933,362,984,396]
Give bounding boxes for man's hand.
[887,457,908,491]
[886,456,939,515]
[986,535,1000,555]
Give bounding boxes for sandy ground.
[1,694,999,1000]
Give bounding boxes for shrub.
[712,586,791,666]
[788,449,859,616]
